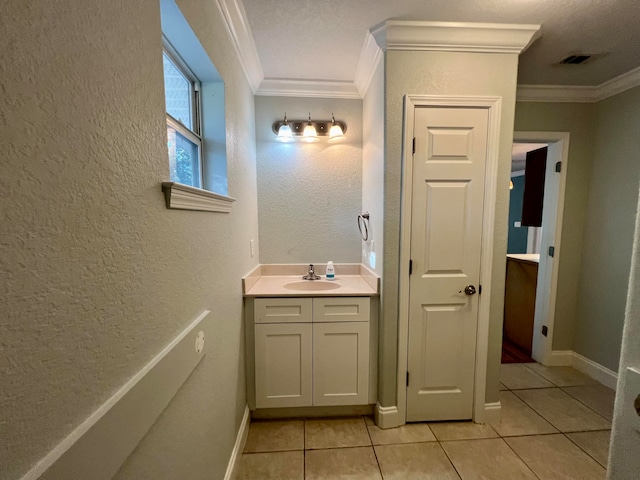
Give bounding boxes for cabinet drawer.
[312,297,370,323]
[254,297,313,323]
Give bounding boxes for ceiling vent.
[559,54,592,65]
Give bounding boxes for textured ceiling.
[242,0,640,86]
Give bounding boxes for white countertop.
[507,253,540,264]
[242,264,379,297]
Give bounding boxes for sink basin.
[284,281,340,291]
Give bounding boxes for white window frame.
[163,40,204,189]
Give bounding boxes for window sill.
[162,182,235,213]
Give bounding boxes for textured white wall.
[379,50,519,406]
[255,96,363,264]
[362,61,385,275]
[514,102,596,352]
[573,86,640,372]
[0,1,258,479]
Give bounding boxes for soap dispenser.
[326,261,335,280]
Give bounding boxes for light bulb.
[277,124,294,142]
[301,113,318,142]
[328,113,344,141]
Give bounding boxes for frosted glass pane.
[163,52,192,130]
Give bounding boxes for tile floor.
[236,364,614,479]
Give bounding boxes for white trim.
[224,405,251,480]
[374,403,402,429]
[397,95,502,426]
[511,170,525,178]
[517,65,640,103]
[482,402,502,425]
[162,182,236,213]
[20,310,212,480]
[214,0,263,93]
[513,132,570,366]
[571,352,619,390]
[371,20,541,54]
[354,32,383,97]
[547,350,618,390]
[596,65,640,101]
[255,78,361,99]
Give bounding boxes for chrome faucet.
[302,264,321,280]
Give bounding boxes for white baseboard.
[224,405,251,480]
[571,352,618,390]
[481,402,502,424]
[374,403,402,429]
[548,350,618,389]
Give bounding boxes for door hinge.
[412,137,416,155]
[542,325,548,337]
[548,246,555,257]
[478,285,482,294]
[406,372,410,387]
[409,259,413,275]
[555,161,562,173]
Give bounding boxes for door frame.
[512,132,570,365]
[397,95,502,425]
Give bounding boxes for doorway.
[502,142,548,363]
[397,95,502,424]
[508,132,570,366]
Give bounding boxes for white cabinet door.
[313,322,369,406]
[255,323,312,408]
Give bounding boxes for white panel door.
[255,323,312,408]
[406,106,489,421]
[313,322,369,406]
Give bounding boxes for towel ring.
[358,212,370,241]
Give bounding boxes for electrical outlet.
[250,239,255,257]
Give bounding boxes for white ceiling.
[242,0,640,87]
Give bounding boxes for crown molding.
[517,65,640,103]
[256,78,361,99]
[595,64,640,101]
[354,32,383,97]
[215,0,263,93]
[371,20,541,54]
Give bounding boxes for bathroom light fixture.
[272,114,347,141]
[328,113,344,141]
[301,113,318,142]
[510,180,514,190]
[276,113,294,142]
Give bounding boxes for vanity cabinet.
[250,296,373,409]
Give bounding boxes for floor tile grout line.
[500,436,544,480]
[437,440,464,480]
[521,363,562,387]
[562,431,610,470]
[499,390,560,435]
[560,386,614,422]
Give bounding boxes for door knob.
[460,285,476,295]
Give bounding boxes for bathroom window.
[162,47,203,189]
[160,0,233,212]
